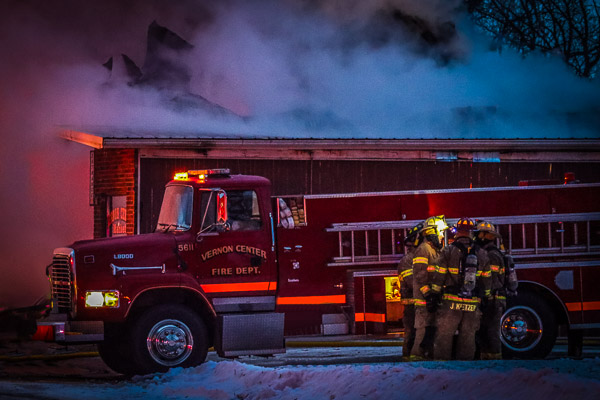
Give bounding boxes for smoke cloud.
[0,0,598,308]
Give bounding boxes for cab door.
[193,188,277,312]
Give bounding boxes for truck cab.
[38,169,285,375]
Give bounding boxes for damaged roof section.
[102,20,238,117]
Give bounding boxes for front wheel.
[500,292,557,359]
[130,304,209,374]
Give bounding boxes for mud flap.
[215,312,285,357]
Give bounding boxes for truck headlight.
[85,291,120,308]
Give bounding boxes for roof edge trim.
[100,137,600,152]
[60,130,104,149]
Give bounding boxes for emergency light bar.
[174,168,231,181]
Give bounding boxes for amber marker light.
[174,172,189,180]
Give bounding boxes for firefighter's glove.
[425,292,441,313]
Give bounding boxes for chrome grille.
[51,250,74,312]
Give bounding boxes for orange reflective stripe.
[566,301,600,312]
[400,269,413,278]
[277,295,346,305]
[201,281,276,293]
[355,312,386,323]
[583,301,600,311]
[427,265,437,272]
[414,299,426,306]
[413,257,428,264]
[490,265,500,272]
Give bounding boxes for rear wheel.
[501,292,557,359]
[130,304,208,374]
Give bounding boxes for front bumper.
[34,314,104,343]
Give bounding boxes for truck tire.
[500,291,557,359]
[130,304,208,374]
[97,323,136,375]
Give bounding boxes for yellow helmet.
[420,215,448,236]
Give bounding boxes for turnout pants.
[402,304,416,358]
[479,298,506,359]
[411,306,436,359]
[434,300,482,361]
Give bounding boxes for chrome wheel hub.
[500,306,543,352]
[147,319,193,366]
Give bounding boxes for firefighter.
[411,215,448,360]
[430,218,492,361]
[475,221,516,359]
[397,222,423,361]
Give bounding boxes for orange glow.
[276,295,346,305]
[200,281,276,293]
[355,312,386,323]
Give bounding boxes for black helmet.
[404,222,423,246]
[454,217,475,239]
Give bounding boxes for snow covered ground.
[1,346,599,400]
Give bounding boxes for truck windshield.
[157,185,193,232]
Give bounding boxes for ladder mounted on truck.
[325,212,600,267]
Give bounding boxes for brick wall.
[92,149,137,238]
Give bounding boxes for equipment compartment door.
[353,275,387,334]
[580,262,600,326]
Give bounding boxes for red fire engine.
[36,169,600,374]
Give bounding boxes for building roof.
[60,129,600,163]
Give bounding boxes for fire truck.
[36,169,600,374]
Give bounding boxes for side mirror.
[197,189,229,241]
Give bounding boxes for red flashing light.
[564,172,576,184]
